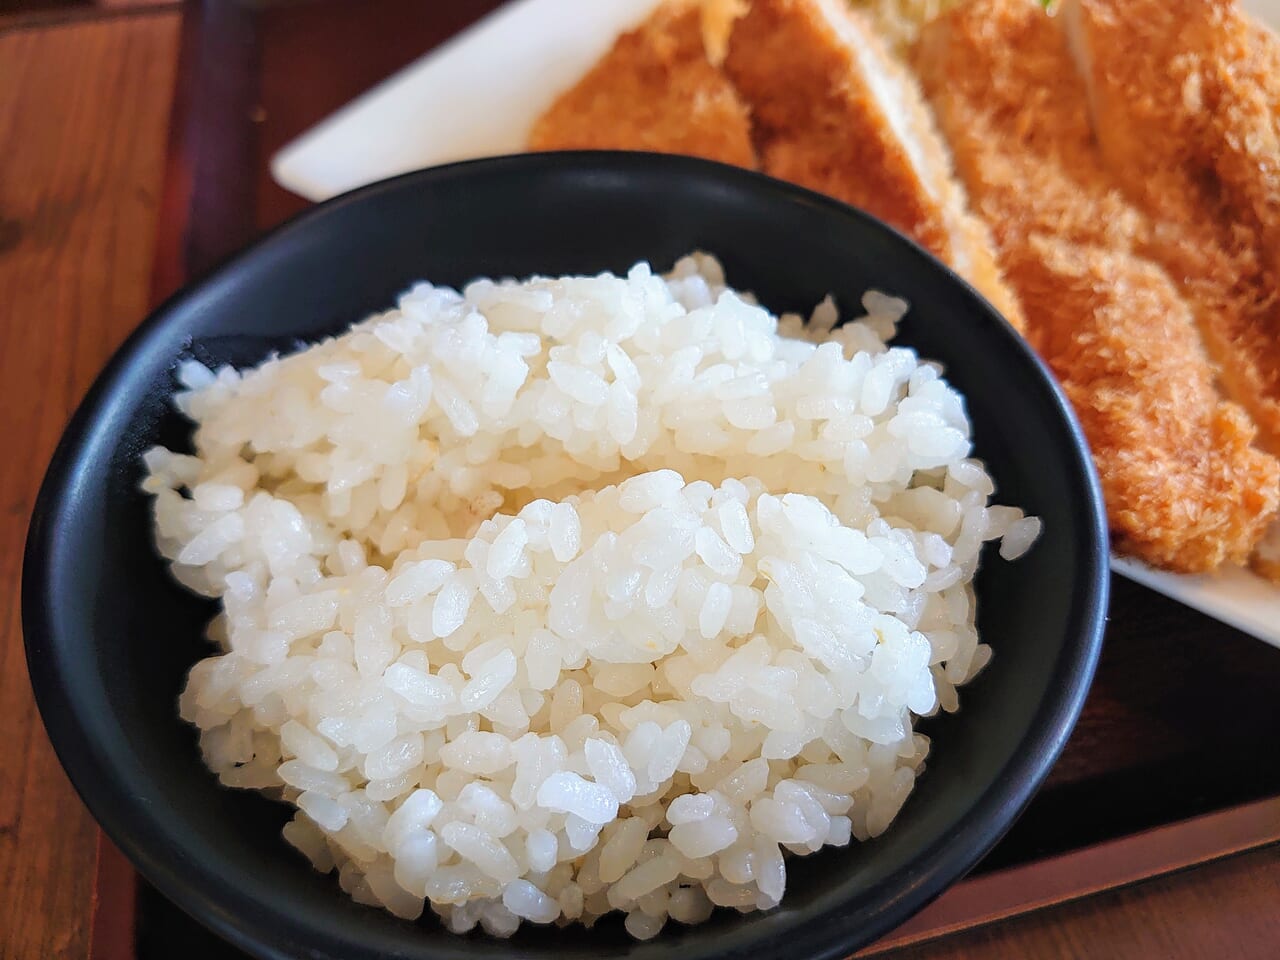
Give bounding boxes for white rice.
[143,253,1036,939]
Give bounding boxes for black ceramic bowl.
[24,153,1107,960]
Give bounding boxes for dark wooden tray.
[95,1,1280,956]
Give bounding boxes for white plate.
[271,0,1280,650]
[270,0,661,202]
[1112,557,1280,646]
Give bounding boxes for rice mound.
[143,254,1039,939]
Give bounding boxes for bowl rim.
[23,151,1109,960]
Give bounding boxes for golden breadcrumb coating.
[1061,0,1280,577]
[1061,0,1280,455]
[528,2,757,169]
[915,0,1280,571]
[724,0,1026,330]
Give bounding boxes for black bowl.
[24,153,1107,960]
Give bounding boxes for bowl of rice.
[24,152,1106,960]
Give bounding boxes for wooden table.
[2,2,1278,958]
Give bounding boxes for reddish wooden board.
[96,1,1280,956]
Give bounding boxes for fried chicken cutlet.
[1062,0,1280,276]
[914,0,1280,571]
[1061,0,1280,457]
[1211,15,1280,277]
[1061,0,1280,576]
[528,2,757,169]
[723,0,1026,331]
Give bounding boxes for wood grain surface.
[4,2,1280,958]
[0,9,179,959]
[885,843,1280,959]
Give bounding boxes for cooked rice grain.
[144,254,1035,938]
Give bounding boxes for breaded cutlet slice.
[1061,0,1280,578]
[1060,0,1280,460]
[1197,12,1280,579]
[913,0,1145,256]
[723,0,1026,331]
[1211,16,1280,277]
[915,0,1280,572]
[1010,242,1278,572]
[1061,0,1280,278]
[528,2,757,169]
